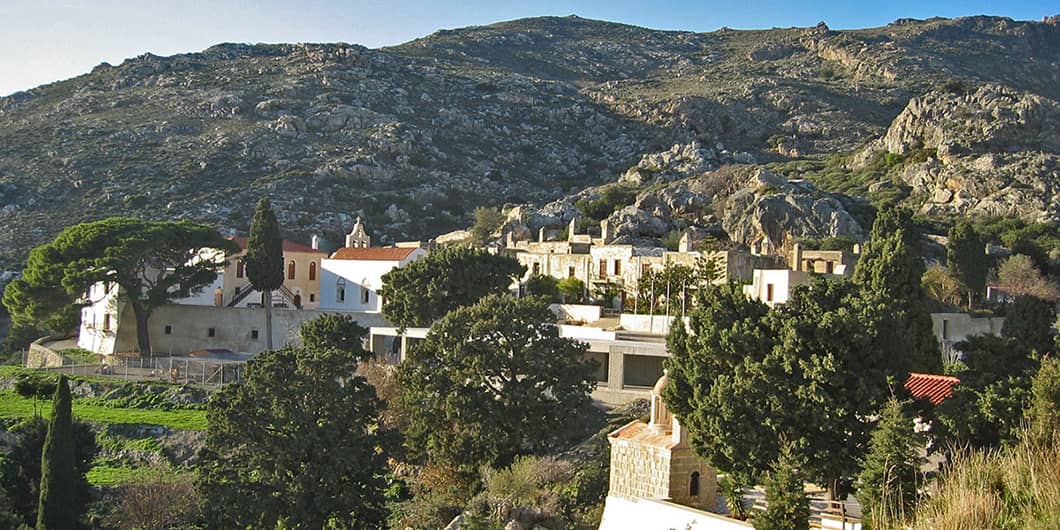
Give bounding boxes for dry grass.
[911,438,1060,530]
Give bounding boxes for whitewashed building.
[319,246,427,313]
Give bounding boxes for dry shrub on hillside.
[912,440,1060,530]
[104,467,200,530]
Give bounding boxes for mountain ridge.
[0,14,1057,266]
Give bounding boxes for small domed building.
[606,372,717,509]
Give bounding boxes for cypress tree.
[755,445,809,530]
[36,375,78,530]
[245,198,284,350]
[856,398,924,528]
[853,206,940,373]
[947,220,988,310]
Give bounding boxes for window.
[102,313,111,332]
[251,329,259,340]
[309,261,317,281]
[599,259,607,277]
[309,293,316,302]
[689,472,701,497]
[613,260,621,275]
[826,261,834,274]
[361,286,370,305]
[236,259,245,278]
[208,327,216,338]
[766,283,774,302]
[234,285,241,295]
[164,325,172,335]
[642,263,651,275]
[287,260,296,280]
[568,266,576,278]
[337,279,346,302]
[942,319,949,340]
[532,262,541,275]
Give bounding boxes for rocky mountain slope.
[0,14,1058,265]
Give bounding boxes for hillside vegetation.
[1,15,1058,265]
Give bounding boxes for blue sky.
[1,0,1055,96]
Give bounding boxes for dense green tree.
[36,375,83,530]
[935,334,1038,448]
[0,415,94,528]
[947,220,989,309]
[299,313,371,361]
[397,294,595,471]
[470,206,505,244]
[666,280,905,497]
[853,206,940,372]
[1027,356,1060,445]
[856,398,924,528]
[1001,295,1055,355]
[754,445,809,530]
[524,274,560,301]
[556,277,585,304]
[244,198,285,350]
[635,257,722,315]
[198,345,393,529]
[663,282,773,485]
[2,218,237,354]
[379,246,524,329]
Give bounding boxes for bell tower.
[345,217,371,248]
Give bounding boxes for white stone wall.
[77,282,124,354]
[599,496,752,530]
[319,250,426,312]
[742,269,810,306]
[609,438,674,501]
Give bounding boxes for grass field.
[0,391,207,431]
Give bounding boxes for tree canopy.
[2,218,237,354]
[856,398,924,527]
[665,280,907,496]
[947,220,989,309]
[36,375,89,530]
[299,313,371,361]
[244,198,284,350]
[198,345,393,529]
[853,205,941,372]
[379,246,524,329]
[397,294,596,471]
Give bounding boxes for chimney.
[311,235,321,250]
[790,242,802,271]
[852,242,861,255]
[600,219,611,244]
[568,217,578,238]
[538,227,546,243]
[505,230,514,248]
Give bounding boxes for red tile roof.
[330,247,419,261]
[905,373,960,405]
[228,237,327,254]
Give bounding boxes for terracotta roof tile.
[330,247,419,261]
[228,237,327,254]
[905,373,960,405]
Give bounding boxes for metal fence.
[37,355,245,387]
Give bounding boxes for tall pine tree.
[853,206,941,372]
[857,398,924,528]
[755,444,809,530]
[244,198,284,350]
[947,220,988,310]
[36,375,80,530]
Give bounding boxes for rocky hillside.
[0,14,1058,265]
